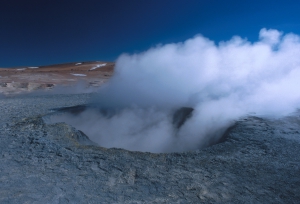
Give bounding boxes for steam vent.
[2,27,300,202]
[1,93,300,203]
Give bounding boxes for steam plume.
[53,28,300,153]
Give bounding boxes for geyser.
[49,28,300,153]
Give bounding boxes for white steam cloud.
[52,28,300,153]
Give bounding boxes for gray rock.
[0,93,299,203]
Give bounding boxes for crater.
[44,105,232,153]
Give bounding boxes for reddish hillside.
[0,61,114,94]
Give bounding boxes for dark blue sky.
[1,0,300,67]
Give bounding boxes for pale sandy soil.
[0,61,114,94]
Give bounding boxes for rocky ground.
[0,93,300,203]
[0,62,299,203]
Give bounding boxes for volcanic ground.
[0,62,299,203]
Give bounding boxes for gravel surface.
[0,93,300,203]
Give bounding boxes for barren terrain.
[0,94,299,203]
[0,62,299,203]
[0,61,114,94]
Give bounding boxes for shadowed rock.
[172,107,194,129]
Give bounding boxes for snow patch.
[28,67,39,69]
[90,63,107,70]
[17,68,26,71]
[71,73,87,77]
[75,63,82,65]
